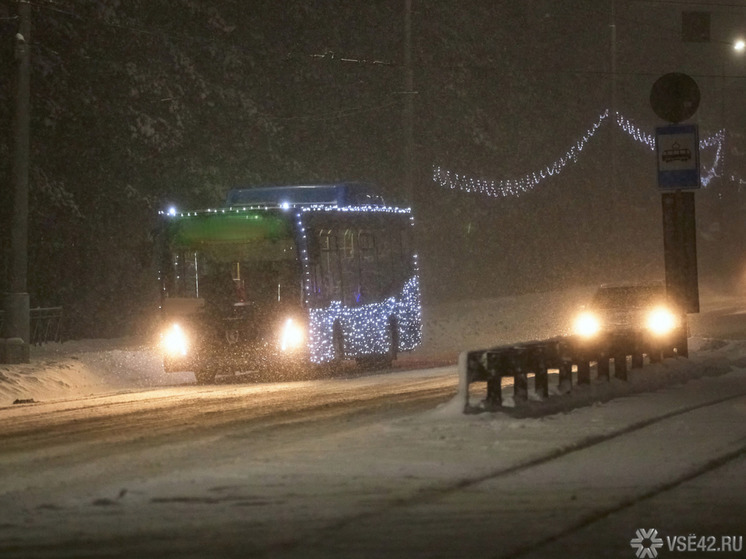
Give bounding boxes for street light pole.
[715,39,745,284]
[3,0,31,363]
[403,0,415,207]
[610,0,617,194]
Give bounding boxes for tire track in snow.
[266,388,746,557]
[502,440,746,558]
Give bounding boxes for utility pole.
[610,0,617,195]
[403,0,415,207]
[3,0,31,363]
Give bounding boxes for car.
[572,283,688,365]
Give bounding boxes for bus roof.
[224,182,384,207]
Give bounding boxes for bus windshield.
[161,212,301,309]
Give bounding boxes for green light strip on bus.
[168,212,292,246]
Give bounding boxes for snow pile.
[0,338,193,405]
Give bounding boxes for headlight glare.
[574,312,601,338]
[647,307,677,336]
[162,323,189,356]
[280,318,305,352]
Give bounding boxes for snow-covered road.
[1,346,746,558]
[1,287,746,558]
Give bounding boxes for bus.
[157,183,422,383]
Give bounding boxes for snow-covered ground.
[0,337,194,404]
[2,286,746,558]
[2,338,745,558]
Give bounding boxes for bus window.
[341,228,360,306]
[343,229,356,259]
[390,224,412,288]
[306,220,414,307]
[314,229,342,304]
[358,230,380,303]
[169,250,199,298]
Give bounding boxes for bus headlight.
[647,307,677,336]
[162,323,189,356]
[280,318,305,352]
[573,311,601,338]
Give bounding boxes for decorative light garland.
[433,110,730,198]
[306,275,422,364]
[615,112,655,150]
[700,129,725,188]
[433,110,611,198]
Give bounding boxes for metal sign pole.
[3,0,32,363]
[650,73,702,317]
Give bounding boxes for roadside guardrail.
[0,306,64,345]
[459,331,686,413]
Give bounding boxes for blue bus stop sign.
[655,124,700,190]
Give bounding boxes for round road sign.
[650,73,700,123]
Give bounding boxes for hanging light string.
[433,110,610,198]
[433,110,727,198]
[700,129,725,187]
[615,112,656,150]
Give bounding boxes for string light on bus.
[160,203,413,219]
[433,110,727,198]
[305,276,422,363]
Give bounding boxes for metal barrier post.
[577,360,591,384]
[535,366,549,399]
[558,362,572,393]
[514,371,528,402]
[597,356,610,381]
[485,377,502,407]
[631,352,644,369]
[510,348,527,402]
[614,354,628,380]
[631,333,644,369]
[458,351,470,412]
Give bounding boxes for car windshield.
[592,286,667,309]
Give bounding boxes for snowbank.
[0,338,194,405]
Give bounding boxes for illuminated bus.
[157,183,422,383]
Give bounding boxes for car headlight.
[573,311,601,338]
[162,323,189,356]
[279,318,305,352]
[647,307,677,336]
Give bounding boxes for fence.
[0,306,64,345]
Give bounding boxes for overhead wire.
[7,0,405,123]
